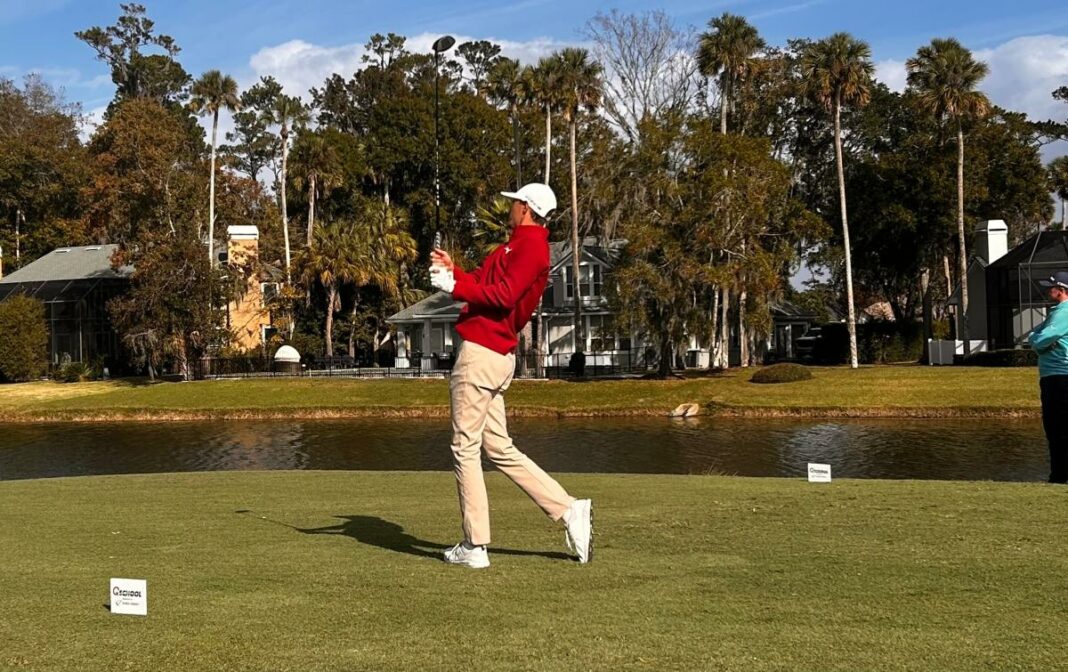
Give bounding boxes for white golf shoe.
[564,499,593,564]
[443,542,490,569]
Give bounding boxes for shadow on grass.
[296,515,570,561]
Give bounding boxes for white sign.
[807,463,832,483]
[110,578,147,616]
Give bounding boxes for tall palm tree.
[554,48,603,357]
[697,13,765,135]
[1049,156,1068,229]
[268,94,309,283]
[800,33,874,369]
[345,200,418,359]
[290,132,343,247]
[483,58,525,188]
[697,13,764,367]
[189,70,240,265]
[907,38,990,355]
[298,224,360,358]
[527,58,562,183]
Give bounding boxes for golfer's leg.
[1043,376,1068,484]
[450,354,497,546]
[483,392,575,521]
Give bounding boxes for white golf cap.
[500,183,557,219]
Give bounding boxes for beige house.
[223,225,274,351]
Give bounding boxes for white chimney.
[975,220,1008,265]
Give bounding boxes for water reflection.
[0,417,1048,482]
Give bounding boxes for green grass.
[1,471,1064,670]
[0,365,1042,420]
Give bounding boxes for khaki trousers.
[449,340,574,546]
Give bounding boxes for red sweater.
[451,225,550,355]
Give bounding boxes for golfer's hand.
[431,248,454,271]
[429,266,456,293]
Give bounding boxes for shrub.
[0,295,49,382]
[811,321,924,365]
[963,349,1037,367]
[751,363,814,384]
[54,361,95,383]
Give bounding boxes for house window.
[261,282,279,306]
[589,315,631,352]
[565,264,602,299]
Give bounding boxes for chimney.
[226,226,267,351]
[975,220,1008,265]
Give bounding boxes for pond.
[0,417,1048,482]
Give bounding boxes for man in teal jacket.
[1030,271,1068,483]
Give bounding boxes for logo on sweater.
[505,246,512,254]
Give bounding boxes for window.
[261,283,279,306]
[589,315,631,352]
[565,264,602,299]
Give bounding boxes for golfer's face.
[1051,287,1068,303]
[509,199,526,228]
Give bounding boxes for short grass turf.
[0,365,1042,420]
[1,471,1065,670]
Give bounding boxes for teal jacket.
[1029,301,1068,377]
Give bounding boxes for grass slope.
[1,471,1065,670]
[0,366,1042,421]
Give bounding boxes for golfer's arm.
[452,264,483,285]
[1030,312,1068,350]
[453,248,543,310]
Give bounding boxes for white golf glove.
[429,265,456,294]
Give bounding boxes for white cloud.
[79,104,107,142]
[874,59,907,93]
[247,33,578,101]
[975,34,1068,124]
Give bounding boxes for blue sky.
[1,0,1066,144]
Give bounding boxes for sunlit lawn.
[0,365,1040,420]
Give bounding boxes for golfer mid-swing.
[429,183,592,568]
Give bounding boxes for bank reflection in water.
[0,417,1048,482]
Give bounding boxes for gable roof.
[386,291,464,323]
[0,245,132,284]
[549,237,626,274]
[987,230,1068,271]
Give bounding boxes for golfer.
[1030,271,1068,484]
[429,183,592,568]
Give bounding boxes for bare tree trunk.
[716,288,730,369]
[534,295,545,378]
[15,208,22,264]
[570,118,584,352]
[348,299,359,359]
[306,173,317,247]
[720,78,728,135]
[835,98,859,369]
[208,110,218,265]
[280,126,292,283]
[512,103,522,188]
[921,268,933,363]
[658,329,672,378]
[324,284,336,358]
[544,105,551,183]
[957,124,970,356]
[738,287,749,367]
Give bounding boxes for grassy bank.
[0,471,1064,671]
[0,365,1041,422]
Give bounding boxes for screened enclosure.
[986,231,1068,350]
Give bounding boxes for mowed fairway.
[0,366,1042,420]
[1,471,1065,670]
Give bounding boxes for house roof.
[549,237,626,273]
[0,245,131,284]
[386,291,464,323]
[987,230,1068,271]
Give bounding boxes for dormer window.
[565,263,602,299]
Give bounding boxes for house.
[0,227,272,370]
[950,220,1068,352]
[0,244,131,369]
[387,237,823,373]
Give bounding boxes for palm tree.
[189,70,240,265]
[483,58,525,188]
[298,224,359,358]
[1049,156,1068,229]
[526,58,562,183]
[268,94,309,283]
[553,48,603,358]
[697,13,764,367]
[290,131,343,247]
[800,33,874,369]
[697,13,764,135]
[907,38,990,354]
